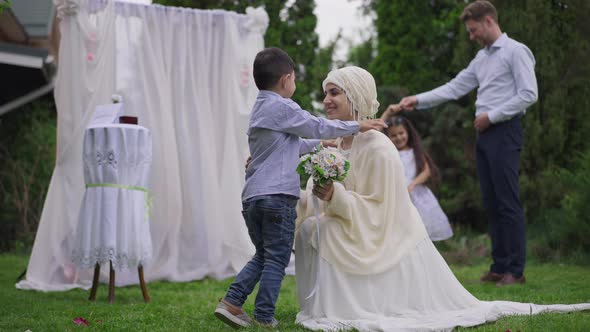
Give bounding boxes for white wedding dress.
[294,131,590,331]
[296,228,590,331]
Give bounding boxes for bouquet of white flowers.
[296,144,350,189]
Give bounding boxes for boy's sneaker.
[254,317,279,329]
[214,298,252,329]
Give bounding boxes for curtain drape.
[17,0,268,291]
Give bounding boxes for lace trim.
[72,247,151,270]
[95,149,118,169]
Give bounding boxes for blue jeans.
[225,194,297,323]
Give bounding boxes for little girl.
[381,106,453,241]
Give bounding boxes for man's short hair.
[460,0,498,23]
[253,47,295,90]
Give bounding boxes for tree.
[369,1,462,92]
[345,37,376,70]
[277,0,323,111]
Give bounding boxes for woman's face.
[323,83,353,121]
[386,124,409,150]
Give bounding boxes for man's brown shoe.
[480,271,504,283]
[496,274,526,287]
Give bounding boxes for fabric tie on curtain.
[55,0,79,18]
[17,0,269,291]
[244,7,269,33]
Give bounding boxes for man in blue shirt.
[214,47,386,329]
[396,1,537,286]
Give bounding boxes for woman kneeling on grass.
[294,65,590,331]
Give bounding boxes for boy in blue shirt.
[214,47,386,329]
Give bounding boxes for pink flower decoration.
[73,317,89,326]
[87,53,94,61]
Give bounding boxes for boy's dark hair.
[460,0,498,23]
[253,47,295,90]
[383,115,441,189]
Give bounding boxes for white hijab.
[322,66,380,120]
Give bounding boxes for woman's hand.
[312,181,334,201]
[407,183,416,193]
[359,119,387,132]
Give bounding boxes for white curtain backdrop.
[16,0,269,291]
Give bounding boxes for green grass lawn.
[1,254,589,331]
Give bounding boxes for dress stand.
[87,261,150,303]
[73,123,153,304]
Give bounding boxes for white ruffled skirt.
[295,218,590,331]
[409,185,453,241]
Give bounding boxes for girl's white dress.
[295,131,590,332]
[398,149,453,241]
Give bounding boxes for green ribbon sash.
[85,183,153,219]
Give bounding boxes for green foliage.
[0,99,56,252]
[512,0,590,223]
[0,0,10,13]
[370,0,462,91]
[277,0,323,111]
[533,150,590,256]
[344,37,376,69]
